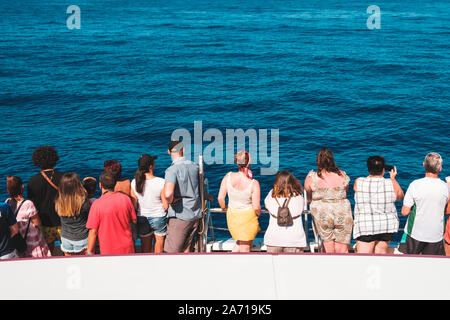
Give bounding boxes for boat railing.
[206,207,323,252]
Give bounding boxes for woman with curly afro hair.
[27,146,64,255]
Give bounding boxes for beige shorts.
[311,200,353,244]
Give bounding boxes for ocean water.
[0,0,449,241]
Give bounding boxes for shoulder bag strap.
[13,200,32,241]
[13,200,26,217]
[40,171,59,190]
[24,204,32,241]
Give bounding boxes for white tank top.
[227,172,254,210]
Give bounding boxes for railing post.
[197,155,206,252]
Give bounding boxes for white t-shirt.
[263,190,307,248]
[403,177,449,243]
[131,177,166,218]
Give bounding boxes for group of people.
[220,148,449,256]
[0,142,449,260]
[0,141,204,259]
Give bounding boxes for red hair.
[104,160,122,180]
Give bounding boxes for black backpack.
[271,198,301,227]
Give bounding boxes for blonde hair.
[55,173,87,217]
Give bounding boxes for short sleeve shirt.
[86,192,137,255]
[164,157,201,221]
[0,203,16,257]
[403,177,449,243]
[27,170,64,227]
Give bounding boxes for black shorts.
[356,233,394,243]
[402,235,445,256]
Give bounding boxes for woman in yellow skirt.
[218,151,261,252]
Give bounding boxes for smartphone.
[384,165,394,172]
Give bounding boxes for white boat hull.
[1,252,448,300]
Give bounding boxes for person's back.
[165,157,201,220]
[163,141,203,253]
[86,192,136,254]
[404,177,448,243]
[217,150,261,252]
[27,170,64,227]
[27,146,64,255]
[304,148,352,254]
[263,171,306,253]
[307,170,349,201]
[226,172,254,210]
[59,200,91,243]
[131,177,166,217]
[402,153,449,256]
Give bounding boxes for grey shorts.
[163,217,200,253]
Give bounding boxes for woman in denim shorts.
[130,154,168,253]
[55,173,91,256]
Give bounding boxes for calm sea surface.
[0,0,449,241]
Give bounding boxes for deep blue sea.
[0,0,449,241]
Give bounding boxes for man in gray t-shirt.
[163,140,202,253]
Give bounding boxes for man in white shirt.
[401,153,450,256]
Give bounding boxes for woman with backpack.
[263,171,307,253]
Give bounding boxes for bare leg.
[323,240,335,253]
[334,242,349,254]
[374,241,389,254]
[153,235,165,253]
[232,242,240,252]
[239,240,252,253]
[140,235,152,253]
[445,242,450,256]
[356,241,375,254]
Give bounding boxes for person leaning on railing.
[353,156,404,254]
[304,148,353,254]
[263,171,307,253]
[163,141,203,253]
[217,150,261,253]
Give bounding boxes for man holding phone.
[353,155,404,254]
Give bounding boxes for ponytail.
[135,169,147,195]
[135,154,158,195]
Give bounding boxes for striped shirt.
[353,177,399,239]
